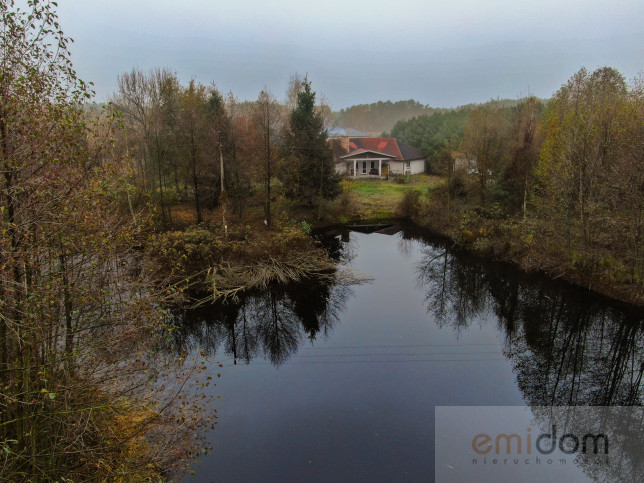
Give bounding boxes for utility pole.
[219,131,227,236]
[265,100,271,227]
[219,132,225,191]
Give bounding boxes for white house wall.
[409,159,425,174]
[388,159,425,175]
[388,161,405,174]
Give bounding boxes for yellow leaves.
[40,388,56,399]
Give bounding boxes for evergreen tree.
[281,80,341,212]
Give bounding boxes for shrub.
[395,174,410,184]
[323,190,359,222]
[146,228,223,284]
[396,189,423,220]
[150,187,179,205]
[448,170,468,198]
[477,202,506,220]
[298,220,312,235]
[338,190,359,216]
[146,221,321,290]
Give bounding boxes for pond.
[172,224,643,482]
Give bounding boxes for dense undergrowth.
[146,215,333,303]
[397,181,644,306]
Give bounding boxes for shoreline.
[314,217,644,311]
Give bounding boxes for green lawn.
[342,173,444,218]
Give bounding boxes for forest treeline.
[397,67,643,304]
[333,99,439,134]
[388,98,532,171]
[334,98,524,135]
[111,69,340,228]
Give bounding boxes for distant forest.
[333,98,528,134]
[388,100,530,170]
[333,100,438,133]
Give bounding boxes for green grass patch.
[340,174,444,218]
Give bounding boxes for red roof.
[330,137,426,162]
[336,137,425,161]
[349,138,403,159]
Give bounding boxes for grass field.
[341,174,444,219]
[165,174,445,227]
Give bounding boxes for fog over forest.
[55,0,644,108]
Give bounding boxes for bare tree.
[462,104,509,203]
[253,89,282,226]
[504,96,543,218]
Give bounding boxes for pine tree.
[282,79,341,212]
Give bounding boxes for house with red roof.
[330,137,426,178]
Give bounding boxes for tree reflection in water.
[411,229,643,482]
[169,273,356,366]
[412,232,643,407]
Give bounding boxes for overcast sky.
[53,0,643,109]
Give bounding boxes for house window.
[362,161,367,174]
[371,161,375,169]
[405,161,411,168]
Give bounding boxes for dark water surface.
[173,225,643,482]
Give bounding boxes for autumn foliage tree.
[462,104,510,203]
[178,80,210,223]
[252,89,281,225]
[503,96,544,216]
[535,67,643,287]
[408,67,640,300]
[0,1,197,479]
